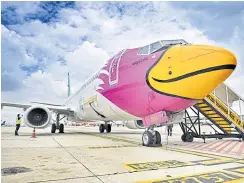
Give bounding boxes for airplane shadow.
[13,131,144,137]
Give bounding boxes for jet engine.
[124,120,145,129]
[23,105,52,129]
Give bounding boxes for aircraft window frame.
[160,39,188,46]
[150,41,163,53]
[137,39,189,55]
[138,45,150,55]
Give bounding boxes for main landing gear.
[142,127,162,147]
[51,114,65,134]
[99,122,111,133]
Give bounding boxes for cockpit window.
[138,39,188,55]
[138,45,149,55]
[161,39,188,46]
[150,41,162,53]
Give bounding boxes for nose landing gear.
[142,127,162,147]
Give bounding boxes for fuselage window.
[138,45,149,55]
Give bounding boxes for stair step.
[216,123,230,125]
[210,117,223,119]
[208,116,221,119]
[194,96,244,136]
[215,121,229,124]
[197,103,207,106]
[222,127,234,129]
[206,113,218,115]
[216,122,229,124]
[204,110,216,113]
[201,109,213,112]
[197,104,205,106]
[197,104,207,106]
[206,116,219,118]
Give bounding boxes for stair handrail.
[222,82,244,102]
[212,85,244,121]
[205,93,244,133]
[212,82,244,120]
[209,93,243,121]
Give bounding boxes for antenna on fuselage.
[68,72,71,97]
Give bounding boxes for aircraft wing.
[1,102,75,116]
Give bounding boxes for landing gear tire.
[185,133,194,142]
[99,124,105,133]
[155,131,161,144]
[106,124,111,133]
[181,134,186,142]
[142,131,153,146]
[59,124,64,133]
[51,124,56,133]
[182,133,194,142]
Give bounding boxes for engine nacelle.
[124,120,145,129]
[23,105,52,129]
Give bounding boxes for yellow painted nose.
[147,45,237,100]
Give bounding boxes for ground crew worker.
[167,124,173,136]
[15,114,22,136]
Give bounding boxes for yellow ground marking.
[236,159,244,164]
[234,168,244,174]
[228,167,244,174]
[165,147,233,162]
[86,145,138,149]
[82,132,243,166]
[197,158,234,166]
[82,132,140,145]
[123,160,193,172]
[225,178,244,183]
[136,170,244,183]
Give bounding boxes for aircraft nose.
[176,45,237,99]
[147,45,237,100]
[180,45,237,68]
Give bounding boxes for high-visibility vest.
[16,119,21,125]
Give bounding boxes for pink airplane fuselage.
[97,47,196,118]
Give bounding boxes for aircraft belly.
[79,93,139,121]
[98,93,140,120]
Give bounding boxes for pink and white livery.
[2,39,237,146]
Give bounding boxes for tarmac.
[1,125,244,183]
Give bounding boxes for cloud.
[169,2,244,41]
[1,1,244,123]
[2,40,109,103]
[167,2,244,97]
[1,1,40,25]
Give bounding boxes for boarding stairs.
[180,83,244,142]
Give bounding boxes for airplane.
[1,39,237,146]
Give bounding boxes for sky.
[1,1,244,124]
